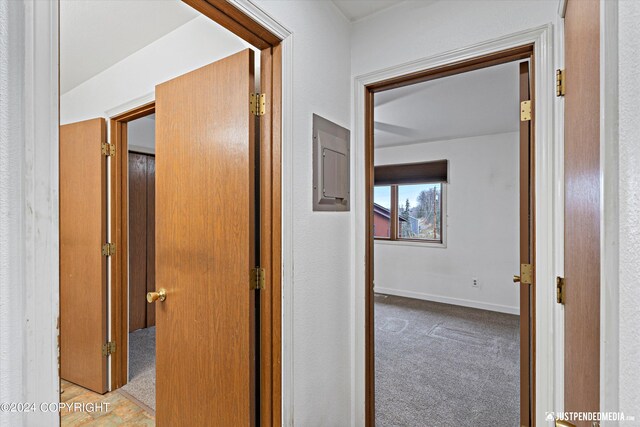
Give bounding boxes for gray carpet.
[375,294,519,427]
[121,326,156,410]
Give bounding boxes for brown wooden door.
[154,49,256,426]
[146,156,156,327]
[129,152,148,332]
[60,118,108,394]
[564,0,601,424]
[128,152,156,331]
[519,61,534,427]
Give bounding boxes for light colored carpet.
[375,294,520,427]
[121,326,156,410]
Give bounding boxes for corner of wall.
[617,0,640,415]
[0,1,26,423]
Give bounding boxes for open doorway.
[120,112,157,412]
[365,47,535,426]
[58,1,283,425]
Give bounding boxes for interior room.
[4,0,638,426]
[58,1,260,423]
[372,61,522,426]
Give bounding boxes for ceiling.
[374,61,522,148]
[60,0,199,94]
[332,0,405,21]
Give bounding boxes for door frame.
[353,25,558,426]
[364,44,536,427]
[107,2,285,425]
[110,101,155,392]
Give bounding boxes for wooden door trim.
[183,0,281,50]
[364,45,535,426]
[366,44,532,93]
[519,60,535,427]
[257,44,283,425]
[108,3,283,425]
[563,0,601,421]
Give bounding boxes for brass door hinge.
[250,93,266,116]
[556,276,565,304]
[520,263,533,285]
[514,263,533,285]
[102,341,116,356]
[520,100,532,121]
[102,243,116,256]
[101,142,115,157]
[556,69,565,97]
[250,267,265,290]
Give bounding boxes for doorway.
[123,111,157,412]
[364,45,536,426]
[58,1,283,425]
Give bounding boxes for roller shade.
[374,160,448,185]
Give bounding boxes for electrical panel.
[312,114,350,211]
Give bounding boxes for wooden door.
[129,152,148,332]
[60,118,108,394]
[146,156,156,327]
[154,49,256,426]
[519,61,534,427]
[564,0,601,424]
[128,152,156,331]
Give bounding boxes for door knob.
[513,275,521,283]
[147,289,166,303]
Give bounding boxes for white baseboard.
[374,287,520,315]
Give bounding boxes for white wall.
[61,16,248,124]
[374,133,520,314]
[0,2,26,425]
[128,116,155,154]
[0,0,60,425]
[250,2,353,425]
[617,0,640,416]
[351,0,558,77]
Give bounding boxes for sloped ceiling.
[60,0,199,94]
[374,61,522,147]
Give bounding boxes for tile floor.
[61,380,154,426]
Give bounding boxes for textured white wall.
[0,0,59,425]
[617,0,640,416]
[374,133,520,314]
[351,0,558,77]
[251,1,353,424]
[0,1,25,425]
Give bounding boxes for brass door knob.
[513,275,521,283]
[147,289,166,303]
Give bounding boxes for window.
[398,183,443,241]
[373,160,447,244]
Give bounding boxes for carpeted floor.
[375,293,519,427]
[121,326,156,411]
